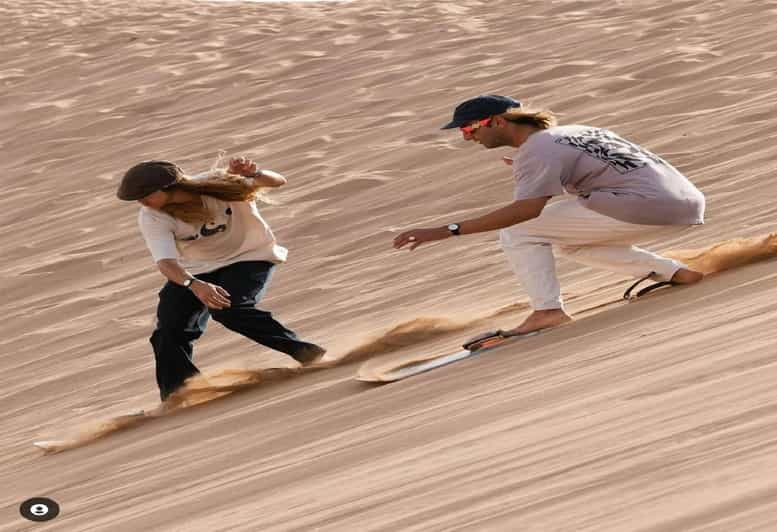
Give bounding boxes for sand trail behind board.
[357,233,777,380]
[33,233,777,454]
[6,1,777,529]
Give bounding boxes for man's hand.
[228,156,258,177]
[393,227,450,251]
[392,198,550,252]
[191,280,231,310]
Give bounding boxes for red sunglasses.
[460,117,493,135]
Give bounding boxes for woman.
[117,156,325,401]
[394,94,705,336]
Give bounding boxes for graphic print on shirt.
[556,129,666,174]
[181,207,232,241]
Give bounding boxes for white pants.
[499,199,689,310]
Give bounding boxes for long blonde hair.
[500,106,558,129]
[162,160,275,224]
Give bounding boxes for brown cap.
[117,160,182,201]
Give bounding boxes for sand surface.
[2,0,777,530]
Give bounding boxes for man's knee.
[499,227,530,249]
[500,227,555,254]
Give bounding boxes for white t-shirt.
[511,125,705,226]
[138,195,288,274]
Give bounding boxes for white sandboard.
[357,331,540,383]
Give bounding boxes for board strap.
[623,272,675,300]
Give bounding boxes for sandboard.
[357,277,676,384]
[356,330,540,383]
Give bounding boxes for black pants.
[150,260,321,401]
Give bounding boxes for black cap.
[117,160,182,201]
[441,94,522,129]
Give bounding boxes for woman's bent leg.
[209,261,326,364]
[150,282,210,400]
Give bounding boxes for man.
[393,95,704,335]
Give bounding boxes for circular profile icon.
[20,497,60,522]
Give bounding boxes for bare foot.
[671,268,704,284]
[502,309,573,336]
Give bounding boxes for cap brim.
[117,190,142,201]
[117,187,155,201]
[440,120,463,130]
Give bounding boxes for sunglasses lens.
[461,117,491,135]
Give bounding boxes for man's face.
[460,117,506,148]
[138,189,169,210]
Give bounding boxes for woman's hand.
[228,156,258,177]
[393,227,450,251]
[228,156,286,187]
[191,280,232,310]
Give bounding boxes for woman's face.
[137,190,169,210]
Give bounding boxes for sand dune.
[2,0,777,530]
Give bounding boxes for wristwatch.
[447,223,461,236]
[183,278,195,289]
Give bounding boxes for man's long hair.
[501,106,558,129]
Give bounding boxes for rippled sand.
[2,1,777,530]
